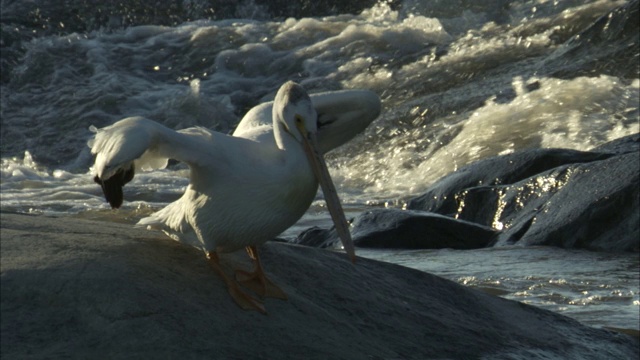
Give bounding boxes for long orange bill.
[300,132,356,263]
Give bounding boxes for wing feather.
[233,90,381,153]
[89,116,217,208]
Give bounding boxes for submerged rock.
[409,134,640,252]
[1,212,637,359]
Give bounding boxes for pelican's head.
[273,81,318,144]
[273,81,356,263]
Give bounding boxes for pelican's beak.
[297,121,356,263]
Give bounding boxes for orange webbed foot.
[207,250,268,314]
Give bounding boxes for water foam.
[331,76,639,203]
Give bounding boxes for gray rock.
[2,212,637,359]
[407,148,613,216]
[538,0,640,80]
[292,208,496,250]
[293,225,339,249]
[593,132,640,154]
[493,151,639,251]
[408,134,640,252]
[351,208,496,249]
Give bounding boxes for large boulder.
[490,151,638,250]
[2,212,637,359]
[538,0,639,80]
[408,134,640,252]
[407,149,613,216]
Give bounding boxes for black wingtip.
[94,166,135,209]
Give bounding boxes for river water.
[1,0,638,333]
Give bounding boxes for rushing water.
[358,247,639,334]
[1,0,638,332]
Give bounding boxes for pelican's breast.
[186,141,318,253]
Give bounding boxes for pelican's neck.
[273,116,298,152]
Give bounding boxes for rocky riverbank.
[1,212,637,359]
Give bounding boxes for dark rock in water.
[292,209,496,250]
[493,152,639,251]
[592,132,640,154]
[298,135,639,252]
[409,134,640,252]
[407,148,612,216]
[2,212,638,359]
[351,208,496,249]
[294,226,339,249]
[539,0,640,79]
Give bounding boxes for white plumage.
[89,81,380,313]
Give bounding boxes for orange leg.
[206,251,267,314]
[236,246,288,300]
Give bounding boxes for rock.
[1,212,637,359]
[539,0,640,80]
[294,225,339,249]
[407,148,612,216]
[593,132,640,154]
[350,208,496,249]
[493,151,639,251]
[409,134,640,252]
[292,208,496,250]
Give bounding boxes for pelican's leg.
[206,251,267,314]
[236,246,288,300]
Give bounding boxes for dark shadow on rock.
[1,212,638,359]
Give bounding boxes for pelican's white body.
[89,85,380,253]
[136,119,317,252]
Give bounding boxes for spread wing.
[89,88,381,208]
[88,116,218,208]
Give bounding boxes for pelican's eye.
[294,115,305,131]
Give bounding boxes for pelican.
[89,81,381,313]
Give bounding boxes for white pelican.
[89,81,381,313]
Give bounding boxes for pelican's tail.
[137,200,202,249]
